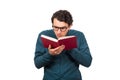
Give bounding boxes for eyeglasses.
[52,26,68,32]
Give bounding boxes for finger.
[48,45,51,49]
[54,45,65,54]
[54,51,60,55]
[53,46,61,51]
[61,45,65,49]
[59,45,65,51]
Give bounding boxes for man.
[34,10,92,80]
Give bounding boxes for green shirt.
[34,29,92,80]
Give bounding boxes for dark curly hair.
[51,10,73,26]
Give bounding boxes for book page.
[58,36,75,40]
[41,35,58,42]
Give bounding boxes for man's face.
[52,18,71,38]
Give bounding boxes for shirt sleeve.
[68,32,92,67]
[34,33,54,69]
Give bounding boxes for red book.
[41,35,77,50]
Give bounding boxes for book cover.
[41,35,77,50]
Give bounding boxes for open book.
[41,35,77,50]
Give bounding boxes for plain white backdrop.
[0,0,120,80]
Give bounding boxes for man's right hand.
[48,45,65,55]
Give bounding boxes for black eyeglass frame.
[52,26,69,32]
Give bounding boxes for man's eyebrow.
[53,26,67,28]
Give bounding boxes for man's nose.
[57,29,61,33]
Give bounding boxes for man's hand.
[48,45,65,55]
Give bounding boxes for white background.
[0,0,120,80]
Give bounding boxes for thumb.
[48,45,51,49]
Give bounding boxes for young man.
[34,10,92,80]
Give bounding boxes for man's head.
[51,10,73,38]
